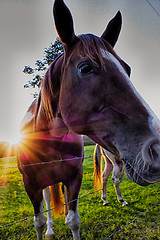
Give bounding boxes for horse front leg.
[112,158,128,207]
[43,187,54,239]
[34,200,47,240]
[63,184,69,216]
[114,181,128,207]
[24,183,46,240]
[64,179,82,240]
[66,204,80,240]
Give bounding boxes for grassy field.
[0,145,160,239]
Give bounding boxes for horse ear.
[53,0,76,47]
[101,11,122,47]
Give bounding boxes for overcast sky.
[0,0,160,142]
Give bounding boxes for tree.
[23,38,64,97]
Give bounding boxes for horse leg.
[34,199,47,240]
[112,158,128,207]
[64,181,81,240]
[43,187,54,239]
[24,183,46,240]
[63,184,69,216]
[65,194,80,240]
[102,156,113,206]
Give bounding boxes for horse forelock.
[75,34,129,76]
[77,34,118,70]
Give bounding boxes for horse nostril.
[148,144,159,161]
[142,138,160,165]
[147,140,160,163]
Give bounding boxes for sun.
[6,131,24,147]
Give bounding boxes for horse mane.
[78,34,116,70]
[78,34,130,75]
[40,54,63,120]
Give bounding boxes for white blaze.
[100,48,160,136]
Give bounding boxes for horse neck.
[34,95,68,138]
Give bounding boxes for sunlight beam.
[5,131,23,147]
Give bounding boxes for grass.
[0,145,160,239]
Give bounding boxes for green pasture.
[0,145,160,239]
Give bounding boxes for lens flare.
[6,131,23,147]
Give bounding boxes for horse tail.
[93,144,102,191]
[49,183,64,217]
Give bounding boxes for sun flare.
[6,131,23,147]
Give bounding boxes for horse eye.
[79,64,93,74]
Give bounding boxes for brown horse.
[53,0,160,185]
[17,56,84,239]
[17,0,160,239]
[94,144,128,206]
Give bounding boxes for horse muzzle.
[124,137,160,186]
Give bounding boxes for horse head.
[53,0,160,186]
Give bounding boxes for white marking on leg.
[112,164,122,185]
[102,164,110,206]
[43,187,54,237]
[34,200,46,240]
[101,149,113,206]
[112,164,128,206]
[122,200,128,207]
[103,148,128,206]
[112,162,123,200]
[65,207,80,240]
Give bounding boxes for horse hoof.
[122,201,128,207]
[45,234,54,240]
[103,202,109,206]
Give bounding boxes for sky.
[0,0,160,144]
